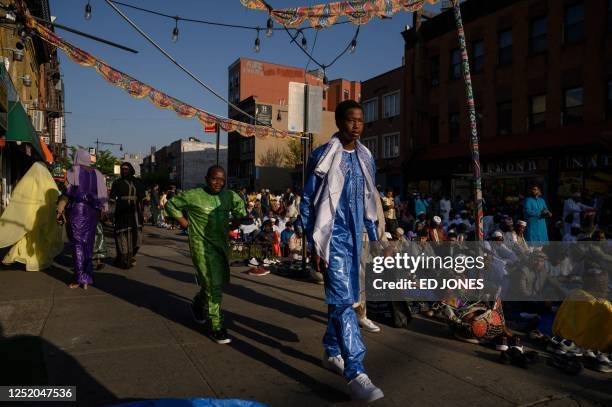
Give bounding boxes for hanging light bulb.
[84,1,92,20]
[266,17,273,37]
[350,38,357,54]
[301,33,307,49]
[172,17,179,42]
[254,29,261,53]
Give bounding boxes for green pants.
[190,237,230,331]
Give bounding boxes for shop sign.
[561,154,611,170]
[255,104,272,126]
[483,159,539,175]
[51,162,64,178]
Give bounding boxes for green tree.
[284,139,303,168]
[283,139,320,168]
[92,149,120,176]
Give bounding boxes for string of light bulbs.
[83,0,360,74]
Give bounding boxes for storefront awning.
[39,136,53,164]
[6,101,46,162]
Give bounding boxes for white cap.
[384,232,393,239]
[517,220,527,227]
[433,216,442,224]
[492,230,503,238]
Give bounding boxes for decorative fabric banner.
[26,16,296,140]
[240,0,438,28]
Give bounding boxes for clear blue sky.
[50,0,434,156]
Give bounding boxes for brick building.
[326,78,361,111]
[403,0,612,213]
[0,0,65,212]
[361,66,404,193]
[141,138,227,190]
[227,57,359,191]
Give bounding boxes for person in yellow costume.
[553,270,612,354]
[165,165,246,344]
[0,162,63,271]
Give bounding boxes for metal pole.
[301,84,309,275]
[451,0,484,241]
[215,124,220,166]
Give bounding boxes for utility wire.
[110,0,359,73]
[285,25,359,72]
[304,29,319,76]
[109,0,350,31]
[104,0,269,128]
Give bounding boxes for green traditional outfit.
[165,187,246,331]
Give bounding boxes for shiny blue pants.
[323,304,365,381]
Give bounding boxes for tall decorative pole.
[451,0,484,241]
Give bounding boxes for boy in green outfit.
[166,165,246,344]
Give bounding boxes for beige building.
[227,57,356,191]
[228,96,337,191]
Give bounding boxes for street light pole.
[215,123,220,166]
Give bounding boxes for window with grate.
[363,137,378,158]
[449,112,460,143]
[529,94,546,131]
[563,86,583,125]
[383,91,400,118]
[529,17,547,54]
[498,29,513,66]
[363,99,378,123]
[564,3,584,44]
[472,40,484,73]
[383,133,400,158]
[430,116,439,144]
[497,101,512,135]
[430,55,440,87]
[450,49,462,79]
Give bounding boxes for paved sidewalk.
[0,226,610,406]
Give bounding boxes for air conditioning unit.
[32,110,45,132]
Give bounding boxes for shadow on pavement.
[41,266,347,404]
[231,274,326,303]
[0,322,119,407]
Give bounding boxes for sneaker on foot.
[359,317,381,333]
[322,352,344,375]
[495,337,509,351]
[248,257,259,267]
[348,373,384,402]
[596,353,612,373]
[584,349,597,359]
[248,267,270,276]
[191,302,207,325]
[596,352,611,364]
[211,328,232,344]
[510,336,523,353]
[310,269,324,285]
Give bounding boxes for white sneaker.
[348,373,384,402]
[584,349,597,359]
[359,317,381,333]
[597,352,611,364]
[263,258,272,266]
[322,352,344,375]
[310,269,324,285]
[248,258,259,267]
